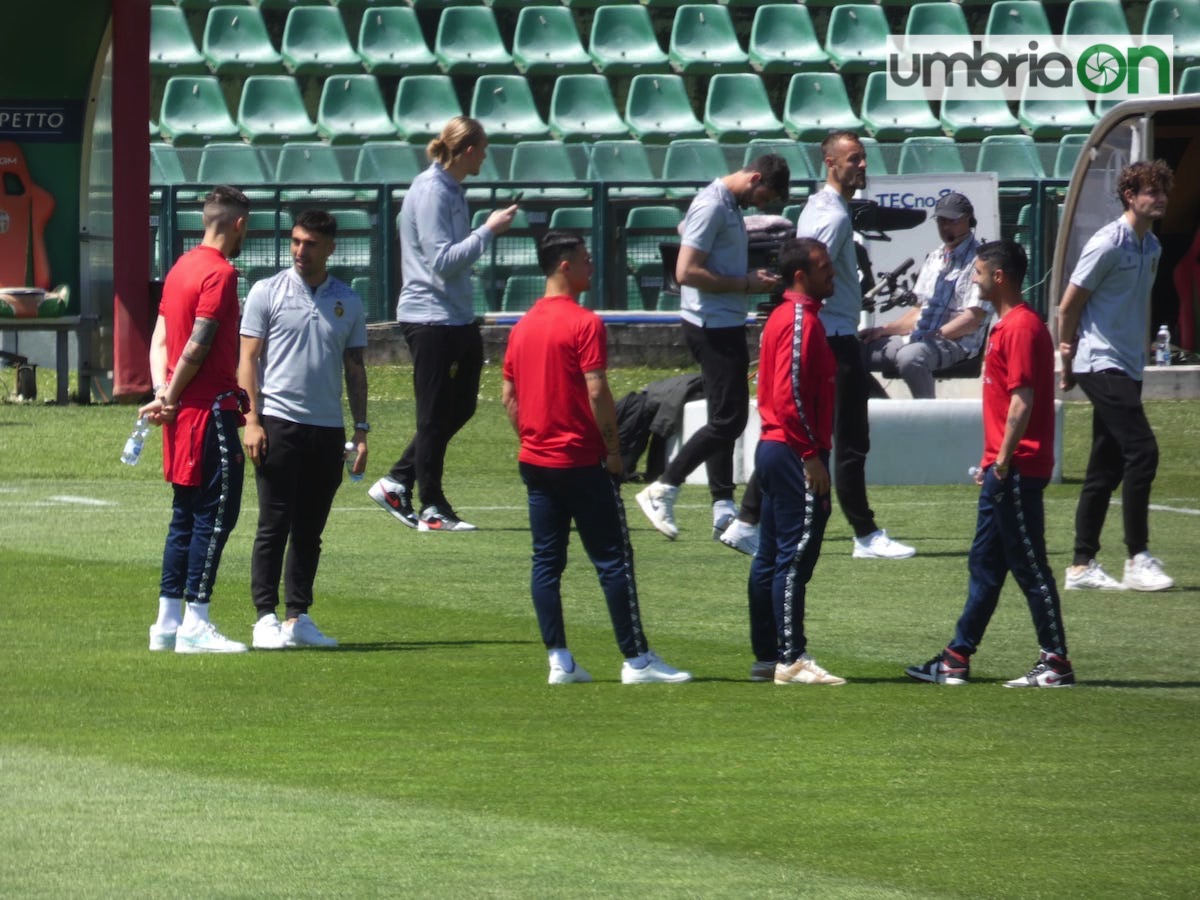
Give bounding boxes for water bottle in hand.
[121,416,151,466]
[344,441,363,482]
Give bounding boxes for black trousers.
[828,334,878,539]
[251,416,345,620]
[662,321,749,503]
[388,322,483,512]
[1073,369,1159,563]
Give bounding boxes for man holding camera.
[860,192,991,399]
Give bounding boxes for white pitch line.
[46,495,117,507]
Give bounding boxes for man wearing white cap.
[860,191,991,399]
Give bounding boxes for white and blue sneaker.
[252,613,290,650]
[621,650,692,684]
[548,661,593,684]
[283,614,338,648]
[175,621,248,655]
[148,624,177,652]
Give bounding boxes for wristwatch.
[354,421,370,433]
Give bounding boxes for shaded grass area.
[1,368,1197,897]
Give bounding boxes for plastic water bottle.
[344,441,363,482]
[1155,324,1171,366]
[121,416,151,466]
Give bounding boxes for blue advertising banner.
[0,101,85,142]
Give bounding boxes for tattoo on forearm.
[190,318,218,347]
[344,351,368,423]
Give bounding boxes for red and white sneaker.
[1003,650,1075,688]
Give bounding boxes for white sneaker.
[719,519,759,557]
[252,613,290,650]
[774,654,846,685]
[852,529,916,559]
[750,660,777,682]
[283,613,338,648]
[712,499,737,539]
[635,481,679,540]
[1064,559,1127,591]
[621,650,692,684]
[148,624,176,652]
[1123,552,1174,592]
[548,661,593,684]
[175,621,248,655]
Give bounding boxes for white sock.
[548,648,575,672]
[156,597,182,630]
[181,601,211,632]
[713,499,736,524]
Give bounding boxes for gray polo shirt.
[397,163,494,325]
[796,185,860,336]
[679,179,749,329]
[241,267,367,428]
[1069,215,1160,380]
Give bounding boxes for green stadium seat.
[744,139,817,183]
[464,153,515,203]
[472,208,538,278]
[351,275,384,322]
[897,136,966,175]
[549,75,630,143]
[150,143,188,184]
[824,4,893,74]
[624,74,707,144]
[197,141,270,187]
[508,141,589,200]
[976,134,1046,179]
[1179,65,1200,94]
[668,5,749,75]
[858,136,888,175]
[782,73,864,142]
[353,141,426,186]
[662,138,726,199]
[703,73,786,144]
[939,86,1022,141]
[434,7,514,75]
[549,206,593,234]
[859,71,941,141]
[1143,0,1200,68]
[391,75,464,144]
[202,6,283,75]
[501,274,544,312]
[588,5,669,76]
[904,2,970,39]
[1018,82,1098,139]
[587,140,665,198]
[281,6,362,76]
[512,6,592,76]
[357,6,438,76]
[274,141,348,182]
[469,75,550,144]
[1053,133,1089,178]
[159,76,240,146]
[251,0,324,8]
[624,205,682,311]
[151,6,207,76]
[983,1,1054,55]
[237,74,319,144]
[748,4,827,74]
[317,74,398,144]
[1060,0,1130,58]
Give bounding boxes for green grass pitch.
[1,365,1197,897]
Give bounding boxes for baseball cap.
[934,192,974,221]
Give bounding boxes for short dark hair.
[777,237,828,286]
[1117,159,1173,209]
[975,239,1028,287]
[820,130,862,160]
[293,209,337,239]
[537,229,586,275]
[744,154,790,203]
[202,185,250,230]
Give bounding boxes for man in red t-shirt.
[907,241,1074,688]
[748,238,845,686]
[138,186,250,655]
[502,231,691,686]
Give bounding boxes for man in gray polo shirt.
[238,209,370,648]
[635,155,789,540]
[1058,160,1175,592]
[796,131,915,560]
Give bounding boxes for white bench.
[678,398,1064,486]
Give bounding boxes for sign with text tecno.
[0,101,84,142]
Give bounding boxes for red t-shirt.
[757,291,837,459]
[161,244,241,406]
[502,295,608,468]
[981,302,1056,479]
